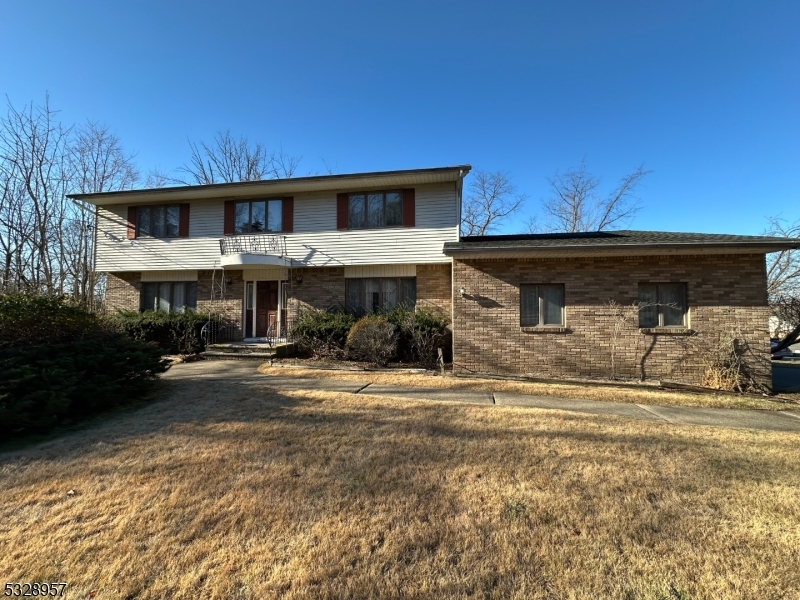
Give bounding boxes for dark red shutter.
[336,193,349,230]
[402,188,415,227]
[223,200,235,235]
[127,206,137,239]
[179,204,190,237]
[282,197,294,232]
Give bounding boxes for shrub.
[346,315,398,366]
[385,305,450,368]
[0,293,168,441]
[109,310,209,354]
[0,293,98,345]
[291,309,355,359]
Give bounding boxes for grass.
[2,371,799,599]
[261,362,799,411]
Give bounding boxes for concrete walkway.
[164,361,800,433]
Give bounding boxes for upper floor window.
[235,200,283,233]
[348,191,403,229]
[520,284,564,327]
[138,205,179,238]
[638,283,687,327]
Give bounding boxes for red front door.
[256,281,279,337]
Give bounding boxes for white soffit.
[242,267,289,281]
[344,265,417,278]
[140,270,198,282]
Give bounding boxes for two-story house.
[72,165,468,341]
[71,165,800,390]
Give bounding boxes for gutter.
[443,242,800,256]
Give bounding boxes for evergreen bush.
[291,309,355,359]
[0,294,168,441]
[109,310,209,354]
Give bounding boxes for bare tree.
[0,96,74,294]
[541,160,650,232]
[67,121,139,306]
[0,97,140,307]
[144,166,171,188]
[174,130,301,184]
[72,121,139,194]
[764,216,800,352]
[461,170,527,236]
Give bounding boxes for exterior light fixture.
[295,275,303,284]
[459,287,467,297]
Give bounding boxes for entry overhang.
[220,253,288,267]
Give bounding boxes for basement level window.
[141,282,197,313]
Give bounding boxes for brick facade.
[452,254,771,388]
[197,270,245,340]
[416,263,453,318]
[287,267,346,321]
[104,272,141,313]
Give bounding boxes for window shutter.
[224,200,235,235]
[282,197,294,232]
[179,204,190,237]
[127,206,137,240]
[337,193,349,230]
[402,188,415,227]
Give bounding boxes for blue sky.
[1,0,798,235]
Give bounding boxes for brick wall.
[104,272,141,313]
[452,254,771,388]
[287,267,346,321]
[417,263,452,318]
[197,270,245,340]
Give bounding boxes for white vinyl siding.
[344,265,417,278]
[95,183,459,272]
[242,267,289,280]
[140,270,198,282]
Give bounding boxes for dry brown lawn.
[261,363,799,411]
[2,375,799,599]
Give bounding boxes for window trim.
[520,283,565,327]
[347,190,404,230]
[140,281,197,313]
[136,204,181,239]
[232,199,284,234]
[637,282,688,328]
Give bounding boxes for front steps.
[202,342,295,361]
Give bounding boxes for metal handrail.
[266,319,293,348]
[219,234,286,257]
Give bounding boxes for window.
[638,283,687,327]
[141,281,197,313]
[348,191,402,229]
[234,200,283,233]
[520,284,564,327]
[137,205,180,238]
[346,278,416,313]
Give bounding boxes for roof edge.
[67,164,472,203]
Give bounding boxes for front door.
[256,281,279,337]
